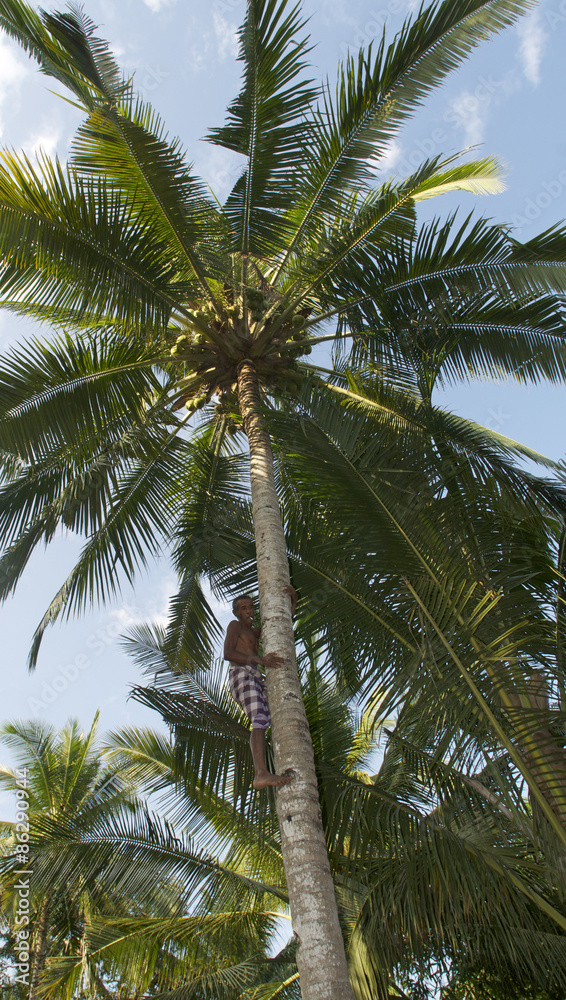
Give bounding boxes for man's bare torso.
[230,622,260,664]
[224,590,296,671]
[224,596,264,669]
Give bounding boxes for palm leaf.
[0,0,124,108]
[71,96,223,296]
[0,151,184,328]
[23,423,192,667]
[275,0,536,277]
[207,0,318,256]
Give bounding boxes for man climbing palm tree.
[225,589,296,788]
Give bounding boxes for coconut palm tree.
[0,716,140,999]
[2,0,566,994]
[0,716,296,1000]
[154,326,566,984]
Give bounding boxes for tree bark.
[237,360,354,1000]
[29,897,49,1000]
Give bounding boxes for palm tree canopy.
[0,0,565,668]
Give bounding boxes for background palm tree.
[0,716,298,1000]
[0,716,138,999]
[104,651,566,998]
[2,0,566,994]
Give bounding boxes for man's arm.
[285,585,298,616]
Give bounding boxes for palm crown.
[0,0,564,653]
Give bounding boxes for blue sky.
[0,0,565,792]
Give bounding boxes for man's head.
[232,594,255,623]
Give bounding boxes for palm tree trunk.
[237,360,354,1000]
[29,897,49,1000]
[516,671,566,828]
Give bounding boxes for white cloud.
[187,44,207,75]
[108,601,167,633]
[371,139,403,175]
[516,10,546,85]
[198,145,245,201]
[142,0,176,11]
[22,122,63,160]
[108,605,152,632]
[213,12,239,60]
[319,0,358,27]
[105,578,234,646]
[0,34,28,138]
[107,574,177,635]
[446,90,486,147]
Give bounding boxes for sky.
[0,0,565,808]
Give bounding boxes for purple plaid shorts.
[229,663,271,730]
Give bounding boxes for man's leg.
[230,665,293,789]
[250,727,292,788]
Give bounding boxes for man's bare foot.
[253,770,294,789]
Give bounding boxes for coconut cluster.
[184,393,209,413]
[166,288,314,416]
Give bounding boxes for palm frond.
[0,0,125,108]
[22,424,192,668]
[288,156,504,310]
[71,96,224,296]
[0,331,163,462]
[207,0,318,256]
[0,151,184,329]
[275,0,535,275]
